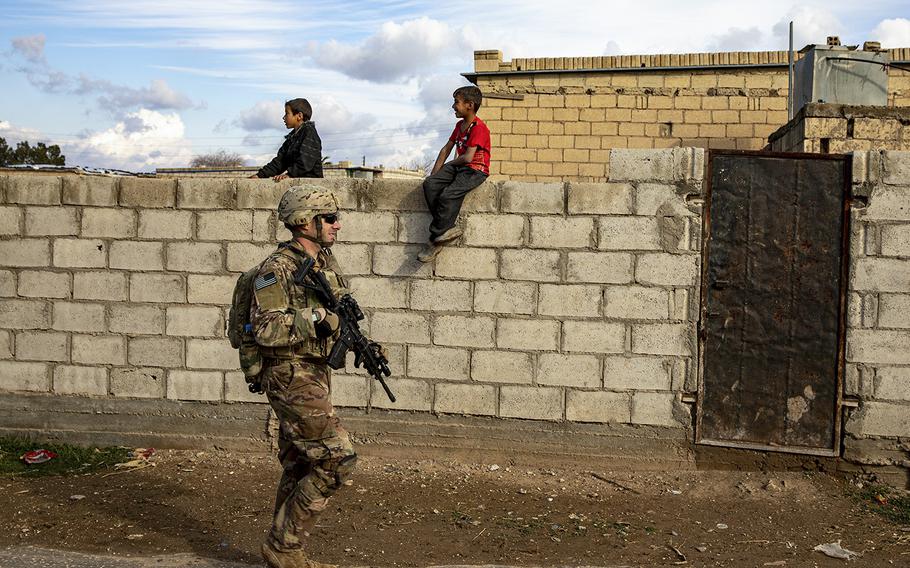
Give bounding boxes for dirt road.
[0,448,906,567]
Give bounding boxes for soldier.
[251,185,354,568]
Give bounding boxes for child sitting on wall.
[418,86,492,262]
[253,98,323,181]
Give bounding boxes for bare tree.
[190,150,246,168]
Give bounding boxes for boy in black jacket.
[254,98,323,180]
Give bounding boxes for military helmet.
[278,185,339,227]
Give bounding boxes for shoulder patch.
[254,272,278,291]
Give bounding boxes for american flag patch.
[254,272,277,290]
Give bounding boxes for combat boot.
[261,538,337,568]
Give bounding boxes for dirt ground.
[0,447,908,568]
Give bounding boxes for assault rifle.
[296,259,396,402]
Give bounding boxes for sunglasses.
[319,213,339,224]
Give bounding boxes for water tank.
[793,44,888,112]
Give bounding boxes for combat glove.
[314,308,340,338]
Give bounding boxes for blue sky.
[1,0,908,172]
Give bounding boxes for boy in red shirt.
[418,86,492,262]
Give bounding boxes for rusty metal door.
[697,150,850,456]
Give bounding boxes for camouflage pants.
[263,359,357,551]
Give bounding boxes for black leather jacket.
[257,121,323,178]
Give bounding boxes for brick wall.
[768,103,910,153]
[470,49,910,182]
[1,151,908,478]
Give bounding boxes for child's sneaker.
[433,226,463,244]
[417,243,442,263]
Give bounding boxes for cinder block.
[501,182,564,214]
[566,252,633,284]
[370,377,432,411]
[537,353,600,387]
[252,210,274,242]
[879,294,910,329]
[0,330,10,358]
[53,365,108,395]
[632,392,680,426]
[603,356,670,389]
[197,211,254,241]
[108,241,164,271]
[128,337,184,367]
[25,207,78,236]
[0,206,20,235]
[408,346,469,380]
[530,217,593,248]
[882,151,910,186]
[52,301,104,332]
[62,176,117,206]
[464,214,525,247]
[130,273,185,303]
[187,275,236,305]
[598,217,661,250]
[331,243,372,275]
[81,208,136,238]
[0,271,13,297]
[847,329,910,364]
[138,210,193,239]
[367,179,425,211]
[436,247,499,279]
[186,338,236,370]
[470,350,533,383]
[566,390,630,423]
[603,286,669,320]
[635,183,697,216]
[225,242,273,272]
[340,212,397,243]
[72,334,127,365]
[562,321,625,353]
[636,253,699,286]
[880,224,910,256]
[567,183,633,214]
[119,177,176,208]
[632,323,693,356]
[369,312,430,344]
[0,361,49,392]
[500,249,561,282]
[177,178,236,209]
[53,238,107,268]
[371,245,432,277]
[851,258,910,292]
[110,367,165,398]
[327,373,369,407]
[474,281,536,315]
[410,280,472,312]
[497,318,559,350]
[18,271,70,299]
[223,371,265,403]
[433,315,495,348]
[0,300,47,332]
[15,331,68,362]
[849,401,910,437]
[109,304,165,335]
[398,212,432,243]
[538,284,602,317]
[461,181,497,213]
[6,175,61,204]
[166,306,224,337]
[862,186,910,221]
[235,181,286,210]
[876,367,910,401]
[73,271,128,301]
[349,277,408,309]
[500,385,563,420]
[0,238,50,267]
[167,370,223,401]
[168,242,224,273]
[434,383,497,416]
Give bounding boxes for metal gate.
[696,150,850,456]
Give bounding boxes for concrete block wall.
[0,150,704,431]
[768,104,910,153]
[471,49,910,182]
[843,151,910,468]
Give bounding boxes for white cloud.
[308,17,477,83]
[0,121,45,144]
[11,34,46,63]
[772,6,844,49]
[872,18,910,48]
[235,100,284,132]
[62,109,194,171]
[708,27,765,52]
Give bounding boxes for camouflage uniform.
[251,238,356,553]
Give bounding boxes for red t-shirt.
[449,117,491,175]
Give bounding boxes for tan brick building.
[466,48,910,181]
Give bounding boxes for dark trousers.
[422,163,488,241]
